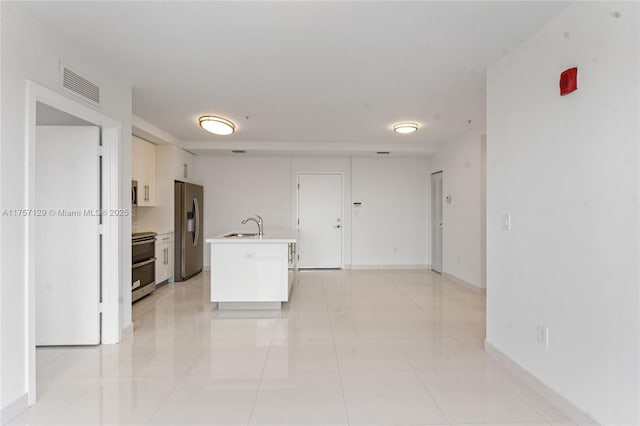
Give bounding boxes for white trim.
[295,172,344,269]
[442,272,486,294]
[350,264,429,270]
[484,340,600,426]
[25,80,122,406]
[1,393,28,424]
[132,114,185,149]
[100,126,121,344]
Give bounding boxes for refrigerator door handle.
[193,197,200,247]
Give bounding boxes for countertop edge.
[206,231,296,244]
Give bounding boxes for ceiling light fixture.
[393,122,419,134]
[199,115,235,136]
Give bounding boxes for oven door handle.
[132,258,156,269]
[132,239,155,246]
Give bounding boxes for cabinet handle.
[144,185,149,202]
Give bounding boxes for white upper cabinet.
[156,144,196,183]
[172,147,195,182]
[132,135,156,206]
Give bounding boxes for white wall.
[430,130,485,288]
[195,155,292,268]
[351,157,429,267]
[1,3,132,416]
[195,155,430,269]
[486,2,639,424]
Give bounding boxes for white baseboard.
[1,393,28,425]
[442,272,485,294]
[119,323,134,342]
[484,341,600,426]
[350,264,429,270]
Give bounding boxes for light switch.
[502,213,511,230]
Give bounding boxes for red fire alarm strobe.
[560,67,578,96]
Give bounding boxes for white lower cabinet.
[155,232,174,284]
[211,242,289,303]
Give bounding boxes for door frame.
[430,170,443,273]
[25,80,122,405]
[295,172,344,269]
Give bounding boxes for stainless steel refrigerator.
[174,181,204,281]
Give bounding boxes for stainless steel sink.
[223,232,258,238]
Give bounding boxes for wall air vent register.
[60,63,101,106]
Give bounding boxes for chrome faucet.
[241,214,263,236]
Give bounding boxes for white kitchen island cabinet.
[207,233,296,309]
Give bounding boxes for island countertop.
[206,231,296,244]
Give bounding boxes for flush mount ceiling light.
[393,122,419,134]
[199,115,235,136]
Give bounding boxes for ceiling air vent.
[376,151,390,155]
[60,64,101,106]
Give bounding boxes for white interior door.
[297,173,342,268]
[35,126,101,345]
[431,171,443,273]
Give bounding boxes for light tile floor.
[11,269,575,426]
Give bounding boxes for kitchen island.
[206,232,297,309]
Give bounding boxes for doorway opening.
[26,81,122,406]
[35,111,102,346]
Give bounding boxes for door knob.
[334,225,341,228]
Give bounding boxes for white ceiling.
[19,1,568,155]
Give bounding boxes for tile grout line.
[21,375,101,425]
[325,275,353,426]
[498,366,563,425]
[144,374,189,425]
[384,275,453,426]
[245,310,279,426]
[143,295,214,425]
[142,279,214,425]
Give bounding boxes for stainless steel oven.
[132,232,157,302]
